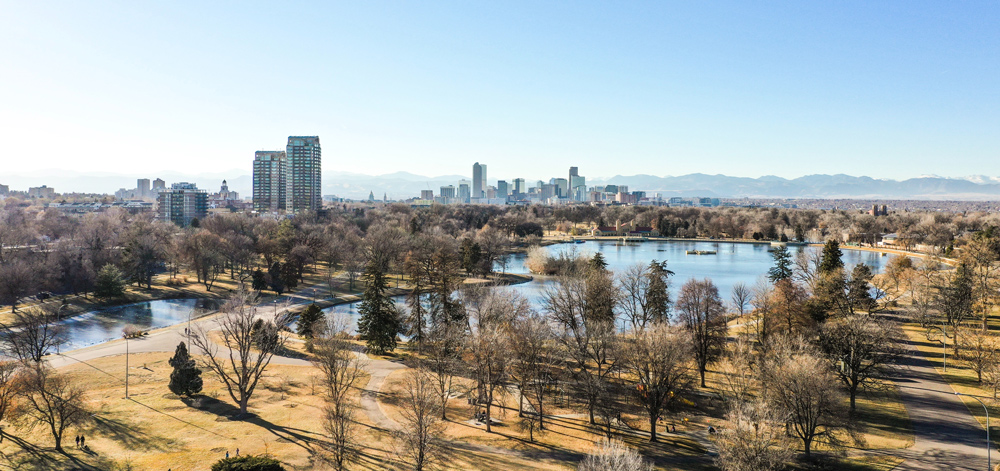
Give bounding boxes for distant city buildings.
[157,182,208,227]
[868,204,889,216]
[0,184,9,196]
[153,178,166,191]
[27,185,56,199]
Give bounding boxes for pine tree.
[768,246,793,283]
[357,262,402,355]
[645,260,673,322]
[819,240,844,274]
[94,264,126,298]
[589,252,608,272]
[296,304,325,338]
[168,342,203,396]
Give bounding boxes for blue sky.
[1,1,997,181]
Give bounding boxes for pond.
[58,298,221,350]
[324,240,899,330]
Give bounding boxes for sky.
[1,1,998,182]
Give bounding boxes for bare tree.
[0,361,20,442]
[18,365,89,451]
[717,338,757,405]
[396,368,443,471]
[510,313,553,430]
[818,314,905,411]
[763,338,851,456]
[676,278,728,387]
[715,399,793,471]
[749,280,774,345]
[618,264,652,331]
[730,282,751,319]
[422,323,463,420]
[1,305,65,364]
[466,291,516,433]
[190,287,289,416]
[579,439,652,471]
[313,313,367,470]
[620,322,691,442]
[958,327,999,383]
[544,277,619,425]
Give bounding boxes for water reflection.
[60,298,221,350]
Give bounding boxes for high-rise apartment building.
[420,190,434,200]
[157,182,207,227]
[153,178,166,191]
[440,185,456,199]
[285,136,322,212]
[472,162,487,199]
[253,150,287,212]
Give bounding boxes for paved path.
[893,338,991,471]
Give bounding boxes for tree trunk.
[239,397,249,415]
[700,367,707,388]
[649,414,658,442]
[803,436,812,455]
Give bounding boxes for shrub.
[210,455,286,471]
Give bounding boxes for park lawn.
[378,368,711,471]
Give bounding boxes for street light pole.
[124,334,129,399]
[956,392,990,471]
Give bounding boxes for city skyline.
[2,2,998,180]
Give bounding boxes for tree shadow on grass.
[89,411,174,452]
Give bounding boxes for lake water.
[324,240,897,329]
[59,298,220,350]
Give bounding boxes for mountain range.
[4,170,1000,201]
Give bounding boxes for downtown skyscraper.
[472,162,487,199]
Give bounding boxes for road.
[893,338,992,471]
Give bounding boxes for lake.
[58,298,220,350]
[324,240,897,328]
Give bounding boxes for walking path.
[892,338,991,471]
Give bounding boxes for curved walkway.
[892,338,990,470]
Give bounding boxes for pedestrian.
[225,451,229,459]
[80,435,85,447]
[236,448,240,456]
[75,436,80,447]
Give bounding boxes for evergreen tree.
[846,264,876,313]
[357,262,402,355]
[267,262,285,295]
[767,246,793,283]
[94,264,126,298]
[168,342,203,396]
[460,238,482,275]
[819,240,844,274]
[296,304,325,338]
[251,268,267,293]
[280,261,299,291]
[645,260,673,322]
[589,252,608,272]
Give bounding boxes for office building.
[551,178,568,197]
[137,179,150,198]
[157,182,208,227]
[253,150,287,212]
[153,178,166,191]
[569,167,578,186]
[440,185,456,199]
[421,190,434,200]
[0,184,8,195]
[285,136,322,212]
[472,162,487,199]
[571,175,586,201]
[513,178,526,195]
[458,181,471,203]
[496,180,509,198]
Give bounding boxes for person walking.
[75,436,80,447]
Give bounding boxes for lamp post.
[123,332,129,399]
[956,392,990,471]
